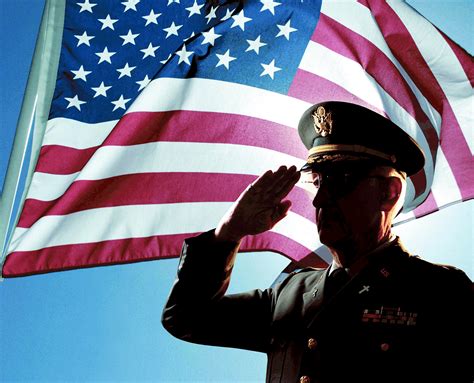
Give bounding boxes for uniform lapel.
[305,238,411,329]
[302,268,330,326]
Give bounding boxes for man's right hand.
[215,165,300,243]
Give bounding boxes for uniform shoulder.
[271,267,325,290]
[288,267,326,280]
[292,266,326,275]
[407,255,472,283]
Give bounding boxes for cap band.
[308,144,396,164]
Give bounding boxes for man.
[162,102,472,382]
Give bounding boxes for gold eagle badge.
[312,106,333,137]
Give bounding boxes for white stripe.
[429,147,463,208]
[388,0,473,154]
[300,41,435,178]
[29,171,80,202]
[403,177,417,212]
[8,203,317,253]
[43,118,118,149]
[129,77,311,129]
[27,142,306,201]
[42,78,311,149]
[320,0,443,135]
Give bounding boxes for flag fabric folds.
[1,0,472,277]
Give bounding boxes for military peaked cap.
[298,101,425,176]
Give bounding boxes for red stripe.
[18,172,315,228]
[413,191,438,218]
[2,231,319,277]
[364,0,473,201]
[36,145,99,175]
[36,111,307,175]
[2,233,194,277]
[313,13,440,159]
[290,69,428,200]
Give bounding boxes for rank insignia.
[361,306,417,326]
[380,268,390,278]
[312,106,333,137]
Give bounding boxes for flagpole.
[0,0,66,279]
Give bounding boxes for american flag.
[1,0,472,277]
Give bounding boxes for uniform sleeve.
[161,230,275,353]
[444,269,473,381]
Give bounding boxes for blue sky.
[0,1,472,382]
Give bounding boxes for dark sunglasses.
[300,168,386,197]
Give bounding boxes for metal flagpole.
[0,0,66,279]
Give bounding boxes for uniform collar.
[328,234,397,277]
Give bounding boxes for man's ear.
[380,177,402,212]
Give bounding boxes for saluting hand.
[215,165,300,242]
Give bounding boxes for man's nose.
[312,183,332,208]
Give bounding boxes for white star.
[74,31,95,47]
[77,0,97,13]
[111,95,131,111]
[231,10,252,31]
[142,10,161,26]
[186,0,204,17]
[205,6,219,24]
[122,0,140,12]
[95,47,116,64]
[71,65,92,82]
[98,14,118,30]
[167,0,180,5]
[260,59,281,79]
[120,30,139,45]
[175,44,193,65]
[65,95,86,110]
[140,43,159,58]
[215,49,236,70]
[116,63,136,79]
[201,27,222,46]
[136,75,151,91]
[221,8,235,21]
[160,53,172,65]
[276,19,297,40]
[246,35,267,54]
[260,0,281,15]
[91,82,112,98]
[163,22,182,38]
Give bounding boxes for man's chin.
[318,228,346,248]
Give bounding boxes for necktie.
[325,268,350,298]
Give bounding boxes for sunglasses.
[300,168,386,197]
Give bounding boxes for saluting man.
[162,101,473,383]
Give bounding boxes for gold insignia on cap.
[312,106,333,137]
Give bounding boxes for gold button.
[380,342,390,352]
[300,376,311,383]
[307,337,318,350]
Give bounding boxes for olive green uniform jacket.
[162,230,473,383]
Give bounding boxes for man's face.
[309,165,384,249]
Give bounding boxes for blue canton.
[50,0,322,123]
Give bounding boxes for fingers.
[252,165,298,193]
[251,169,278,191]
[273,168,300,201]
[268,165,297,190]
